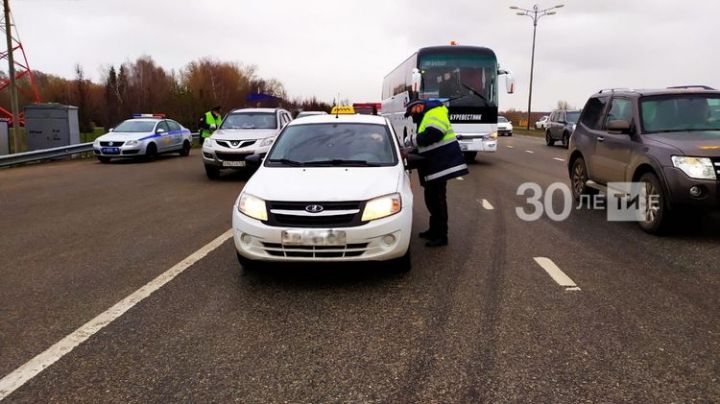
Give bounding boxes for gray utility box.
[24,104,80,151]
[0,119,8,155]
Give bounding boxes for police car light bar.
[132,113,166,118]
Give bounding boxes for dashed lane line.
[506,145,514,149]
[0,229,234,401]
[525,150,534,154]
[533,257,581,291]
[554,157,565,162]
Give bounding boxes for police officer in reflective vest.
[405,99,469,247]
[199,106,222,145]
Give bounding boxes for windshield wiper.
[267,158,305,166]
[458,82,493,106]
[304,159,381,167]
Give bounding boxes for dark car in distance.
[568,86,720,233]
[546,109,581,148]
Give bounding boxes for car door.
[166,120,182,149]
[577,96,610,181]
[550,111,564,140]
[593,97,635,184]
[155,120,172,152]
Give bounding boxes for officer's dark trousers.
[423,180,448,239]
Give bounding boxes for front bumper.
[93,144,145,157]
[232,206,412,262]
[202,144,269,167]
[457,135,497,153]
[662,167,719,209]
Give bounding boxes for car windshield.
[641,95,720,133]
[498,117,508,123]
[221,113,277,130]
[418,52,498,108]
[266,123,397,167]
[566,111,581,123]
[113,120,156,132]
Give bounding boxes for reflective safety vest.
[415,105,468,183]
[201,111,222,138]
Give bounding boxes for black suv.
[546,109,581,148]
[568,87,720,233]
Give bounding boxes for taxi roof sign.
[331,105,355,115]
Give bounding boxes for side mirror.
[607,119,632,134]
[499,68,515,94]
[404,152,426,171]
[245,154,263,168]
[156,128,166,134]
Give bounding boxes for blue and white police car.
[93,114,193,163]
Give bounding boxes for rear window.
[267,123,397,167]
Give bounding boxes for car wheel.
[545,131,555,146]
[464,151,477,162]
[570,157,597,202]
[205,164,220,180]
[145,143,158,160]
[389,249,412,273]
[508,132,513,136]
[179,140,191,156]
[562,132,570,148]
[638,172,669,234]
[98,156,111,164]
[236,252,261,272]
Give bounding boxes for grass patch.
[513,127,545,138]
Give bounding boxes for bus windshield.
[418,53,498,107]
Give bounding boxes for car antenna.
[335,93,340,119]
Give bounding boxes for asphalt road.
[1,137,719,403]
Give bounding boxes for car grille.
[215,152,251,161]
[100,141,124,147]
[216,140,257,149]
[265,201,365,228]
[261,242,369,258]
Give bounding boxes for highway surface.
[1,135,719,403]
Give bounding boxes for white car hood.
[212,128,277,141]
[96,132,150,142]
[245,166,403,202]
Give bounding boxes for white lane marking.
[533,257,580,291]
[481,199,495,210]
[554,157,565,162]
[0,229,234,400]
[525,150,534,154]
[506,145,514,149]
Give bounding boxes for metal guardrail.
[0,143,94,168]
[0,133,201,168]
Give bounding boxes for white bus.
[382,45,515,160]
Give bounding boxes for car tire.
[464,151,478,162]
[508,132,513,136]
[570,157,597,202]
[638,172,670,234]
[545,131,555,146]
[389,249,412,273]
[98,156,111,164]
[205,164,220,180]
[562,132,570,148]
[236,252,261,272]
[179,140,191,156]
[145,143,158,160]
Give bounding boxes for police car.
[232,113,414,272]
[93,114,193,163]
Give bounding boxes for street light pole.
[510,4,564,130]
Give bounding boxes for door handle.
[597,136,605,142]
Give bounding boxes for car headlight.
[671,156,716,180]
[237,193,268,221]
[126,140,139,146]
[361,193,402,222]
[204,138,214,147]
[259,137,275,147]
[489,132,498,140]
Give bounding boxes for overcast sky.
[11,0,720,112]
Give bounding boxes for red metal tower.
[0,8,40,125]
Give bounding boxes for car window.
[157,121,171,132]
[221,113,278,130]
[267,123,398,166]
[498,117,508,123]
[605,98,633,127]
[167,120,181,131]
[579,97,609,130]
[565,111,581,124]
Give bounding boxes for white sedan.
[232,114,414,272]
[93,115,192,163]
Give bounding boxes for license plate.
[223,161,246,167]
[281,230,347,246]
[101,147,120,154]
